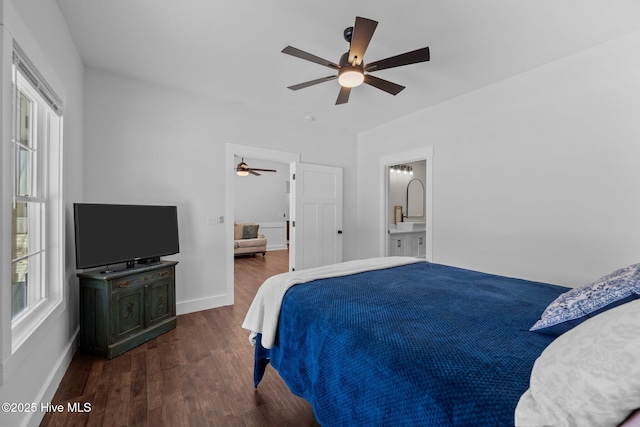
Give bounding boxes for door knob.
[337,230,343,234]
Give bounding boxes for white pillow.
[515,299,640,427]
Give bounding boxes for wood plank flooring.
[40,250,319,427]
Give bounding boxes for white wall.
[358,30,640,288]
[83,67,357,314]
[0,1,84,426]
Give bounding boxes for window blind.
[13,42,63,114]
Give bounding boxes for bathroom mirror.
[406,179,425,218]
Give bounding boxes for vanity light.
[389,165,413,175]
[390,165,415,175]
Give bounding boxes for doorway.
[380,147,433,261]
[225,143,300,305]
[233,155,290,251]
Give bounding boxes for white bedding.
[515,298,640,427]
[242,256,425,348]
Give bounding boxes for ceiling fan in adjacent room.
[235,158,277,176]
[282,16,430,105]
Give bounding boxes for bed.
[243,257,640,427]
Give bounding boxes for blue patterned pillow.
[530,263,640,336]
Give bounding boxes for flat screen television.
[74,203,180,271]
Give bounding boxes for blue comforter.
[254,262,567,426]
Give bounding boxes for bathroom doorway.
[380,147,433,261]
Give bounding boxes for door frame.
[225,143,300,305]
[379,146,433,261]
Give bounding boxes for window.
[10,44,64,349]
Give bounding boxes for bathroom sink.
[395,222,426,231]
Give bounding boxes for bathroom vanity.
[388,222,426,258]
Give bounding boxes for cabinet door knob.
[337,230,343,234]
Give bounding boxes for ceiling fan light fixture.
[236,161,250,176]
[282,17,430,104]
[338,66,364,88]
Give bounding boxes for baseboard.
[176,293,230,315]
[266,244,288,251]
[25,328,79,427]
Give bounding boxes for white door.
[290,163,343,271]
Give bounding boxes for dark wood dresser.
[77,261,177,359]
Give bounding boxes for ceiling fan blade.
[364,74,405,95]
[287,76,337,91]
[348,17,378,66]
[365,47,430,72]
[249,168,277,172]
[282,46,340,70]
[249,170,261,176]
[335,86,351,105]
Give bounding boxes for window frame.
[9,46,65,352]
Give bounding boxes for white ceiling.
[55,0,640,134]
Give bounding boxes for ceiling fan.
[235,158,277,176]
[282,16,430,105]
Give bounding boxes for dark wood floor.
[41,250,319,426]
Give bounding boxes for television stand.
[78,261,178,359]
